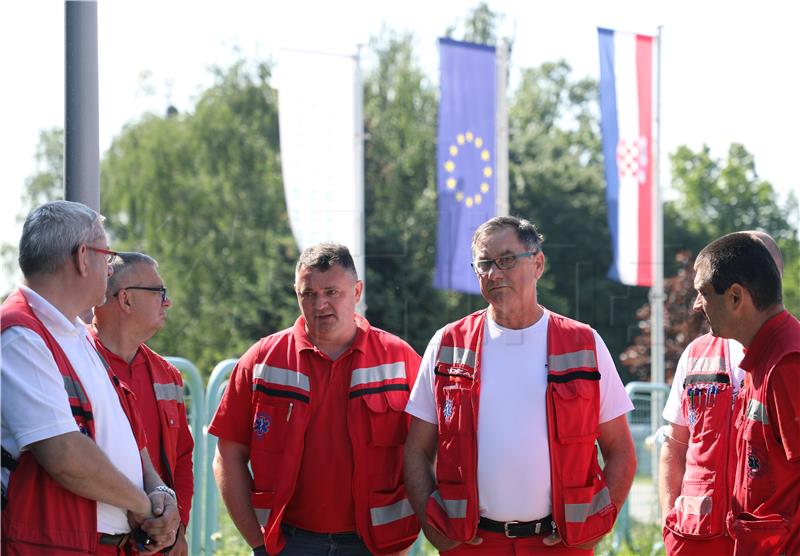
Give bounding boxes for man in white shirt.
[1,200,180,555]
[404,215,636,555]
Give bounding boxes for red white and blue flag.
[598,28,654,286]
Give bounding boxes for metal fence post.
[165,357,206,554]
[203,359,238,554]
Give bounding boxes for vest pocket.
[250,490,275,528]
[251,402,291,454]
[728,512,789,555]
[551,381,600,443]
[367,484,419,551]
[560,475,616,546]
[362,391,409,447]
[668,477,721,537]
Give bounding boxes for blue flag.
[434,38,497,294]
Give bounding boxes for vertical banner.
[434,38,497,294]
[598,28,654,286]
[277,49,365,298]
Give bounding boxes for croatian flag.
[598,28,654,287]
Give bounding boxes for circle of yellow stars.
[444,131,492,208]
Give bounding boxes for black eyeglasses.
[114,286,168,303]
[471,251,538,276]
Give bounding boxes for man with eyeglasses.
[1,201,180,555]
[90,252,194,556]
[404,215,636,555]
[209,243,421,555]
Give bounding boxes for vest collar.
[740,310,791,373]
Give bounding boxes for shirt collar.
[739,310,791,372]
[292,314,369,355]
[19,285,86,338]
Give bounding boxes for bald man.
[659,231,783,555]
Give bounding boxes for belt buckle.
[114,533,130,548]
[503,521,519,538]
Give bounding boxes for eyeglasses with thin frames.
[87,246,119,264]
[471,251,538,276]
[114,286,169,303]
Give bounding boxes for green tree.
[101,61,299,374]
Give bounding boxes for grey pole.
[65,0,100,210]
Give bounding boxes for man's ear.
[728,283,746,310]
[73,244,90,277]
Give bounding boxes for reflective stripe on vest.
[153,382,184,403]
[438,346,476,369]
[431,490,467,519]
[253,364,311,392]
[746,399,770,425]
[350,362,406,388]
[564,487,611,523]
[254,507,271,526]
[370,497,415,526]
[63,376,88,404]
[686,356,726,373]
[676,493,713,516]
[548,350,596,373]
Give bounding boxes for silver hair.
[471,215,544,258]
[106,252,159,297]
[18,200,105,277]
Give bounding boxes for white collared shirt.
[1,285,143,533]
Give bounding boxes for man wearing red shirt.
[91,252,194,556]
[692,232,800,555]
[209,243,421,556]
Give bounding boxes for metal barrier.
[164,357,206,554]
[612,380,669,552]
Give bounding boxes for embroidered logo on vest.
[254,412,271,437]
[443,399,455,423]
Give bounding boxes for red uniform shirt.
[98,347,165,477]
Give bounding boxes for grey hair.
[295,243,358,279]
[471,215,544,258]
[106,252,158,297]
[18,200,105,277]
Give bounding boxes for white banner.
[278,49,364,305]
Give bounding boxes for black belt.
[478,515,554,538]
[282,524,361,543]
[98,532,130,547]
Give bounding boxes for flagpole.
[495,39,509,217]
[354,44,367,316]
[650,25,665,484]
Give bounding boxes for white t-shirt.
[662,338,745,427]
[405,309,634,521]
[1,286,144,534]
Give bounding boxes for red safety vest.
[245,317,420,555]
[425,309,617,547]
[91,333,192,502]
[728,311,800,556]
[1,289,142,555]
[663,334,736,553]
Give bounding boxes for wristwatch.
[152,484,176,499]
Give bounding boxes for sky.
[2,0,798,287]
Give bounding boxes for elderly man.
[690,232,800,555]
[91,252,194,556]
[659,231,784,555]
[1,201,179,555]
[404,216,636,555]
[209,243,421,556]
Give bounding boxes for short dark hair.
[295,243,358,279]
[471,216,544,258]
[696,232,782,310]
[106,252,158,297]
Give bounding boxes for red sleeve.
[767,353,800,462]
[207,343,261,446]
[171,368,195,526]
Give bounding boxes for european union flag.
[434,38,496,294]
